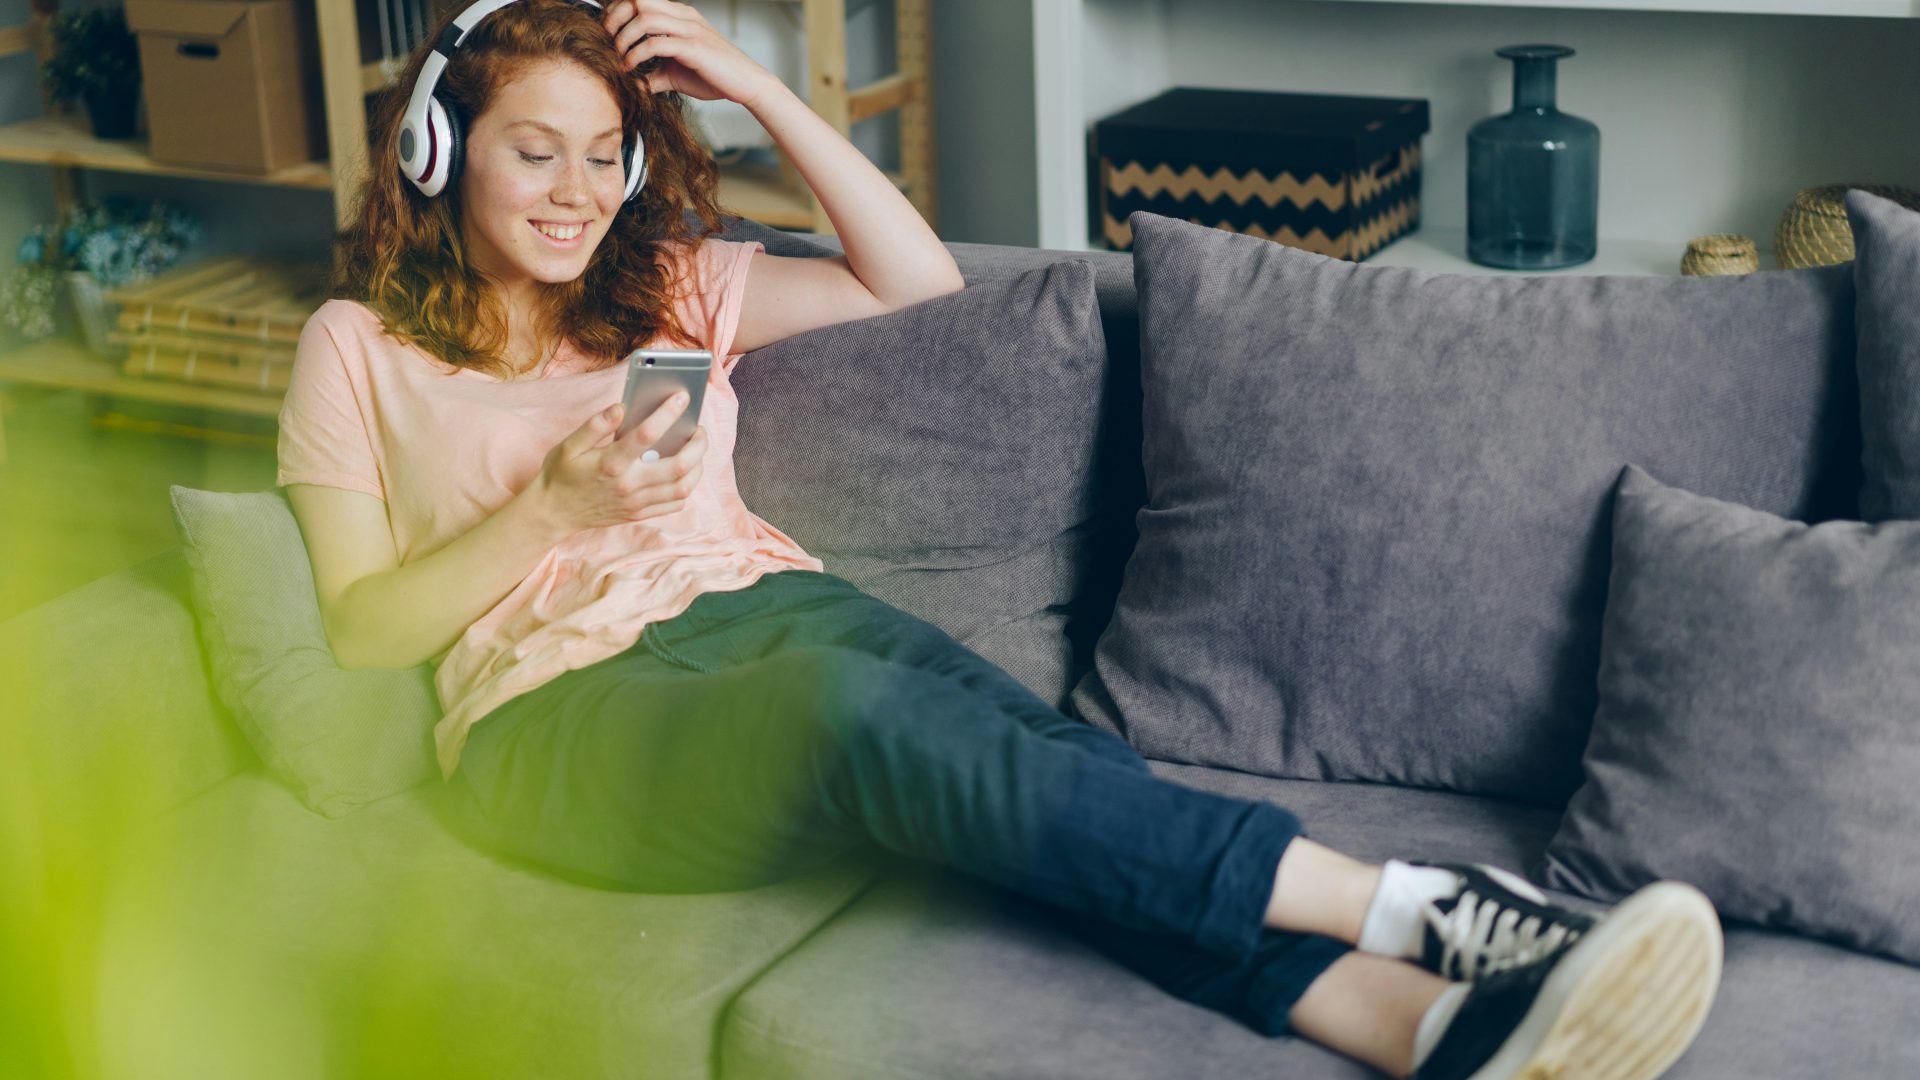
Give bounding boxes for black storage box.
[1093,87,1430,260]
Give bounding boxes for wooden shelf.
[716,156,816,230]
[0,115,334,191]
[0,339,283,418]
[716,154,912,232]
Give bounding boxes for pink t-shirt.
[275,237,824,781]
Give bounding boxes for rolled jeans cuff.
[1243,933,1353,1037]
[1189,799,1305,958]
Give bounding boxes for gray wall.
[929,0,1036,246]
[768,0,1040,246]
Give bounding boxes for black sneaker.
[1410,861,1598,981]
[1414,881,1724,1080]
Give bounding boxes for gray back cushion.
[1072,210,1860,805]
[717,216,1145,704]
[729,253,1111,708]
[1847,188,1920,522]
[1544,465,1920,964]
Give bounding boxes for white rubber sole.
[1464,881,1724,1080]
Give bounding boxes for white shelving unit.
[1362,227,1678,275]
[1308,0,1920,13]
[1034,0,1920,274]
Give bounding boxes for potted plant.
[41,6,143,140]
[2,198,202,354]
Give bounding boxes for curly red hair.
[330,0,730,379]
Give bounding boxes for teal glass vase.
[1467,44,1600,269]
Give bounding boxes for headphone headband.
[397,0,647,202]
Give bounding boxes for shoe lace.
[1425,888,1579,980]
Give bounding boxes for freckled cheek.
[486,193,549,250]
[501,180,555,221]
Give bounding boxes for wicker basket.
[1774,184,1920,270]
[1680,234,1758,276]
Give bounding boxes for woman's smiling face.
[458,59,628,291]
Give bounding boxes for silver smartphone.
[616,348,711,456]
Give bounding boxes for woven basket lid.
[1775,184,1920,269]
[1681,233,1759,276]
[1686,233,1756,256]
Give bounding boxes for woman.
[276,2,1724,1076]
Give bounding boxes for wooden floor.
[0,378,277,621]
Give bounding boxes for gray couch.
[5,220,1918,1080]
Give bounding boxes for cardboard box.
[125,0,322,174]
[1094,88,1430,261]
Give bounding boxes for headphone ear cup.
[442,98,467,193]
[414,96,457,197]
[398,109,427,187]
[622,132,647,202]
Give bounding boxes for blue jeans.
[432,568,1350,1036]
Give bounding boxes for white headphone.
[396,0,648,202]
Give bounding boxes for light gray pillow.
[169,486,440,818]
[1072,210,1861,805]
[1543,464,1920,964]
[1847,188,1920,522]
[732,260,1109,708]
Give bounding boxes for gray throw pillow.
[1072,210,1860,805]
[1847,188,1920,522]
[732,260,1109,708]
[169,486,440,818]
[1543,464,1920,964]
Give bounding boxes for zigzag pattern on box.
[1350,197,1421,258]
[1103,144,1420,214]
[1103,213,1345,257]
[1106,161,1347,212]
[1351,145,1422,207]
[1104,196,1420,261]
[1106,191,1377,238]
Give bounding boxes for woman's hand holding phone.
[527,391,707,534]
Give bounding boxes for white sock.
[1412,983,1471,1071]
[1357,859,1460,960]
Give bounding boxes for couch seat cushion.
[720,763,1920,1079]
[91,771,883,1079]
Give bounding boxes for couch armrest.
[0,546,252,831]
